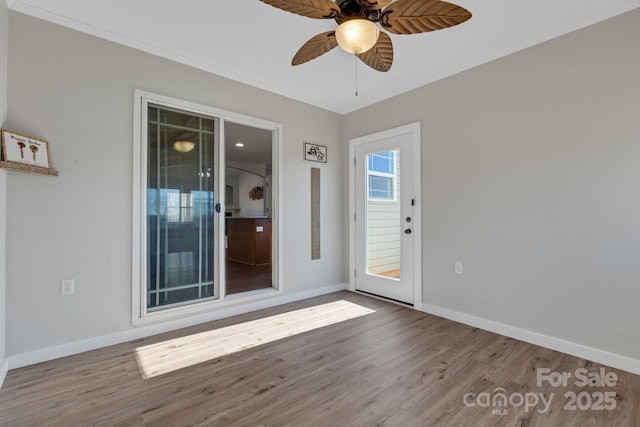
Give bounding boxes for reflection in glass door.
[146,105,217,309]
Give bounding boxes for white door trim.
[348,122,422,308]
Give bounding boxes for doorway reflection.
[224,122,273,295]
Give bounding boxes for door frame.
[348,122,422,308]
[132,90,283,325]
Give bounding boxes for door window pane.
[366,149,401,279]
[147,105,216,309]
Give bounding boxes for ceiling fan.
[258,0,472,72]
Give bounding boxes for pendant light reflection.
[173,133,196,153]
[335,18,379,55]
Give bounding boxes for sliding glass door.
[134,90,281,323]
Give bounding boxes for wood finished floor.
[226,260,272,295]
[1,291,639,426]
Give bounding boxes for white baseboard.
[422,303,640,375]
[8,283,347,370]
[0,357,8,389]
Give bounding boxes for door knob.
[404,228,412,235]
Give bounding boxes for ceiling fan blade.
[258,0,340,19]
[357,31,393,72]
[355,0,392,10]
[380,0,472,35]
[292,31,339,66]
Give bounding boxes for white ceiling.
[225,122,272,165]
[7,0,640,114]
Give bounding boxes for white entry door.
[350,123,421,305]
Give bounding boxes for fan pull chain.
[355,55,359,97]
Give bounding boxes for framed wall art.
[304,142,327,163]
[1,129,51,169]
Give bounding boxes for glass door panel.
[366,149,401,280]
[147,105,217,309]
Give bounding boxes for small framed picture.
[1,129,51,169]
[304,142,327,163]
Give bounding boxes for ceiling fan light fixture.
[335,18,379,55]
[173,140,195,153]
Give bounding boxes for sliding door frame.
[132,90,283,325]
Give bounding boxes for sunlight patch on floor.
[134,300,375,379]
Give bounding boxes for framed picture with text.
[1,129,51,169]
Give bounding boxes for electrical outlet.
[61,278,75,295]
[454,261,464,275]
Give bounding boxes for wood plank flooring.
[1,291,639,426]
[226,260,272,295]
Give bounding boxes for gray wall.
[344,9,640,360]
[6,12,343,355]
[0,0,8,371]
